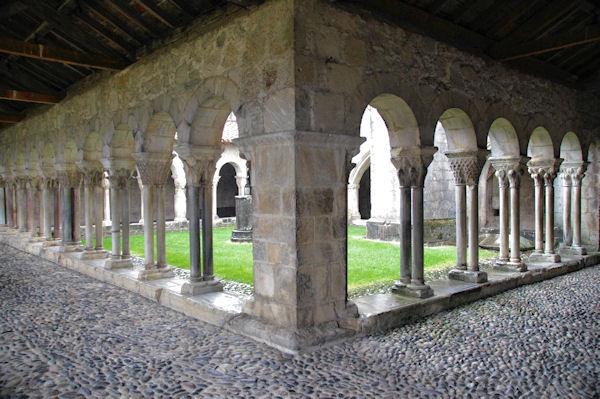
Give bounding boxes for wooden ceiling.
[0,0,599,128]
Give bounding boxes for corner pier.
[1,232,598,353]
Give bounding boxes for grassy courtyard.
[100,225,497,290]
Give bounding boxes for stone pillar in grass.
[133,152,175,280]
[527,159,561,263]
[177,145,223,296]
[447,150,488,283]
[391,146,436,298]
[234,132,362,348]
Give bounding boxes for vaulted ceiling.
[1,0,599,129]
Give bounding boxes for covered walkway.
[1,243,599,398]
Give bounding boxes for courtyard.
[1,243,598,398]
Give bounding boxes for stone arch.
[141,112,176,154]
[488,118,520,157]
[437,108,477,153]
[527,127,554,161]
[83,132,103,164]
[560,132,583,162]
[110,124,135,160]
[369,93,421,149]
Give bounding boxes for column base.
[181,279,223,296]
[0,225,9,232]
[392,283,434,299]
[528,252,561,263]
[58,243,83,253]
[231,229,253,242]
[493,259,527,272]
[448,269,488,283]
[104,257,133,269]
[80,249,109,260]
[17,231,33,239]
[42,239,61,247]
[137,266,174,281]
[29,235,45,243]
[560,245,587,256]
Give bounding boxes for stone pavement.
[0,243,599,398]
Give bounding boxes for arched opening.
[216,163,237,218]
[358,167,371,220]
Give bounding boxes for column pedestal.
[181,280,223,296]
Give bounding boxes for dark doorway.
[217,163,237,217]
[358,167,371,220]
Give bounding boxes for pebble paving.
[1,243,599,398]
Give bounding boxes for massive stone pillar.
[80,167,107,260]
[391,147,436,298]
[234,132,361,346]
[178,146,223,295]
[133,152,174,280]
[57,168,82,251]
[490,157,526,272]
[527,160,561,263]
[560,162,588,256]
[448,151,488,283]
[104,167,133,269]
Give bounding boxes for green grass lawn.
[100,225,497,289]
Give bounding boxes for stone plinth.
[104,257,133,270]
[231,195,253,242]
[181,279,223,296]
[448,269,488,283]
[138,267,174,281]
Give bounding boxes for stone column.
[234,132,362,342]
[57,168,82,251]
[212,175,220,220]
[16,178,27,233]
[104,168,133,269]
[37,179,45,239]
[527,160,561,263]
[80,167,107,260]
[391,147,436,298]
[448,152,488,283]
[0,180,6,228]
[121,178,130,258]
[42,179,55,241]
[133,152,174,280]
[490,158,526,272]
[5,181,15,230]
[561,168,573,247]
[53,183,61,239]
[25,178,35,234]
[394,170,412,287]
[137,175,144,224]
[564,163,588,256]
[102,175,111,226]
[178,146,223,295]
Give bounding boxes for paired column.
[16,178,28,233]
[133,152,174,280]
[80,167,108,260]
[178,146,223,295]
[0,178,6,230]
[57,168,82,251]
[41,179,59,243]
[104,168,133,268]
[391,147,436,298]
[102,174,111,226]
[559,162,588,256]
[447,151,488,283]
[527,160,561,263]
[490,157,526,272]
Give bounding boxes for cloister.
[0,0,599,353]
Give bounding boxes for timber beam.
[0,89,62,104]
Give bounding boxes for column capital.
[133,152,173,187]
[176,145,221,187]
[56,166,82,188]
[559,161,587,186]
[108,168,133,189]
[528,158,562,186]
[391,146,437,187]
[445,150,486,186]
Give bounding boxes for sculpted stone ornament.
[133,152,174,187]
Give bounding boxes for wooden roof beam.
[0,89,62,104]
[0,38,128,71]
[132,0,177,29]
[492,25,600,61]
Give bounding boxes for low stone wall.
[366,218,455,245]
[83,218,236,239]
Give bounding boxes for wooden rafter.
[133,0,177,29]
[0,38,128,71]
[0,89,62,104]
[491,26,600,61]
[0,113,23,123]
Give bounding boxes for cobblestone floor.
[1,243,599,398]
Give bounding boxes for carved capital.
[391,146,437,188]
[133,152,173,187]
[559,161,586,187]
[490,156,527,189]
[176,145,221,187]
[108,168,132,189]
[528,158,561,188]
[57,167,82,188]
[446,151,484,186]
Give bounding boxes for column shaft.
[467,184,479,271]
[72,185,81,243]
[562,179,572,245]
[142,185,154,267]
[509,176,521,263]
[121,183,130,257]
[455,184,467,269]
[156,185,167,268]
[17,183,27,231]
[84,182,94,250]
[399,185,411,284]
[411,186,425,286]
[188,185,201,281]
[110,184,121,258]
[53,188,60,238]
[37,184,44,237]
[201,183,214,279]
[94,186,103,250]
[0,186,5,225]
[43,184,53,239]
[545,180,555,254]
[5,185,13,227]
[534,177,544,253]
[497,175,509,262]
[26,183,34,232]
[572,182,582,247]
[61,187,73,243]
